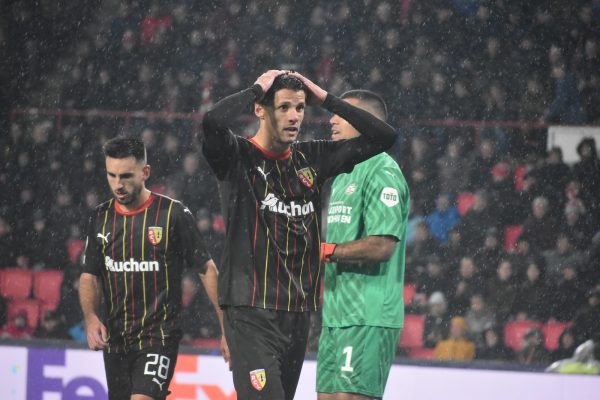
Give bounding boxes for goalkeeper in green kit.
[318,90,409,400]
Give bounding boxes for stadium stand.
[2,1,600,368]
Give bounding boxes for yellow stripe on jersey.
[275,160,292,311]
[138,207,149,350]
[102,200,114,314]
[160,199,174,345]
[122,215,128,335]
[298,219,308,311]
[313,211,322,311]
[261,160,270,309]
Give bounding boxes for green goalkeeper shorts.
[316,325,402,398]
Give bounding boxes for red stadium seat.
[403,284,416,306]
[503,225,523,252]
[7,299,41,329]
[543,321,571,351]
[504,320,543,351]
[407,347,435,360]
[191,338,221,349]
[0,268,33,300]
[33,270,64,308]
[399,314,425,349]
[456,192,476,216]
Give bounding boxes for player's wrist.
[320,242,337,263]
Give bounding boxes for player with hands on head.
[80,136,228,400]
[201,70,396,399]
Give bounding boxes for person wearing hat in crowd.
[434,316,476,361]
[423,291,450,348]
[487,160,523,227]
[573,137,600,225]
[546,340,600,375]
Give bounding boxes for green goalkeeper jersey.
[323,152,409,328]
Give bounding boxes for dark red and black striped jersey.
[202,85,396,312]
[82,193,211,352]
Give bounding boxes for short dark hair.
[340,89,388,121]
[258,74,309,106]
[103,136,147,163]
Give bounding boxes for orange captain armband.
[320,242,337,263]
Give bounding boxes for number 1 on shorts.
[341,346,354,372]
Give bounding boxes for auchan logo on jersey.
[260,193,315,217]
[104,256,160,272]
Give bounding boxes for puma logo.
[97,232,110,244]
[152,378,165,391]
[256,166,271,181]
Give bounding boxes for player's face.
[105,156,150,207]
[330,98,362,141]
[260,89,305,146]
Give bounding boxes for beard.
[115,185,142,205]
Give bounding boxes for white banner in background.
[1,345,599,400]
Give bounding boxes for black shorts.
[103,343,179,400]
[224,306,310,400]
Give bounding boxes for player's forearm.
[79,273,101,321]
[199,260,225,333]
[326,236,397,264]
[322,94,396,148]
[202,85,263,136]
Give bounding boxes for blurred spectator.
[56,269,84,334]
[550,264,586,322]
[543,233,585,284]
[402,136,438,214]
[513,259,551,321]
[0,296,6,327]
[562,200,594,250]
[34,310,70,340]
[551,328,577,363]
[434,316,476,361]
[520,196,558,253]
[476,326,514,361]
[405,221,438,281]
[469,139,497,190]
[405,200,425,247]
[0,215,18,267]
[473,227,503,279]
[423,291,450,349]
[465,293,496,347]
[571,288,600,346]
[542,63,586,124]
[439,227,466,273]
[486,161,524,227]
[458,190,497,253]
[447,256,483,316]
[416,255,450,300]
[165,151,220,215]
[517,327,551,365]
[0,311,33,339]
[180,272,220,344]
[436,140,469,195]
[425,193,460,245]
[572,138,600,224]
[486,259,518,323]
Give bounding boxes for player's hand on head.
[288,71,327,105]
[254,70,287,94]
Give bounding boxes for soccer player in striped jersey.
[201,70,397,399]
[80,137,227,400]
[318,90,409,400]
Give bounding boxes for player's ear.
[255,103,265,119]
[142,164,151,181]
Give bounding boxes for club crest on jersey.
[249,369,266,391]
[147,226,163,245]
[345,183,357,195]
[297,167,314,188]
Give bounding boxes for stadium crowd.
[2,0,600,366]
